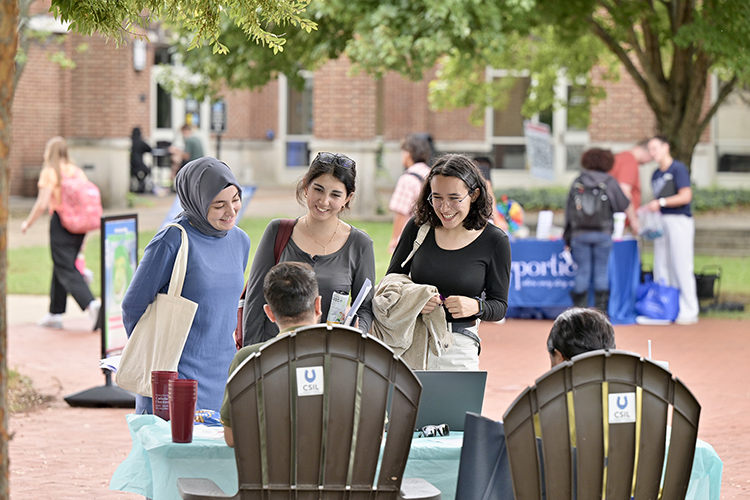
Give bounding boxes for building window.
[286,73,314,167]
[715,85,750,173]
[155,46,173,130]
[566,84,588,132]
[489,74,531,170]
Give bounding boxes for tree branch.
[587,9,669,116]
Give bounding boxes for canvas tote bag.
[116,223,198,396]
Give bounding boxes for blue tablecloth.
[111,414,722,500]
[507,238,640,324]
[110,415,462,500]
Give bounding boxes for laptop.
[413,370,487,431]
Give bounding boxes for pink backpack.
[57,173,103,234]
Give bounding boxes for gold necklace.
[304,216,340,254]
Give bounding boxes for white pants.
[653,214,699,320]
[427,325,480,371]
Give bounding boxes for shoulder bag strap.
[274,218,296,264]
[238,218,296,305]
[164,223,189,297]
[401,224,430,268]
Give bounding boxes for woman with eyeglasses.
[241,152,376,346]
[381,154,511,370]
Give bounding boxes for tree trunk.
[0,0,20,498]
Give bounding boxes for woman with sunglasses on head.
[241,152,376,346]
[382,154,511,370]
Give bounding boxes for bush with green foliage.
[496,187,750,213]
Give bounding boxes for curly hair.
[414,154,493,230]
[581,148,615,172]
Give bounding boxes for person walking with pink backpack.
[21,136,101,330]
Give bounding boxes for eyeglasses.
[428,192,471,209]
[314,152,355,169]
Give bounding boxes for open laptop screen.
[413,370,487,431]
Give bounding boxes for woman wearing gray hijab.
[122,157,251,415]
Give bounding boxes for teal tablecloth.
[110,414,722,500]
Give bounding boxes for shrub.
[495,186,750,213]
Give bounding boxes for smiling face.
[207,186,241,231]
[305,174,353,221]
[647,138,670,164]
[428,175,477,230]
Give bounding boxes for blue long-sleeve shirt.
[121,217,251,412]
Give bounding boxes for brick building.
[10,7,750,213]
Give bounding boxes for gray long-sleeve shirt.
[242,218,376,346]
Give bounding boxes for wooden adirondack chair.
[178,324,441,500]
[502,349,700,500]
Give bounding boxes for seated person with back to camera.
[460,307,616,500]
[220,262,322,447]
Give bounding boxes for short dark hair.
[296,152,357,210]
[581,148,615,172]
[263,262,319,322]
[414,154,493,230]
[400,133,434,164]
[651,134,670,147]
[547,308,616,361]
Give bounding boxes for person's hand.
[420,294,442,315]
[646,199,661,212]
[443,295,480,319]
[21,220,29,234]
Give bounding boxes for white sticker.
[296,366,324,397]
[608,392,636,424]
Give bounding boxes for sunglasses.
[314,152,356,169]
[418,423,450,438]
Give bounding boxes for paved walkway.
[6,189,750,499]
[8,314,750,499]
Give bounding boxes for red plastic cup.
[169,379,198,443]
[151,371,179,420]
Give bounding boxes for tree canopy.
[166,0,750,167]
[50,0,317,54]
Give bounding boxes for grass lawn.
[7,217,748,320]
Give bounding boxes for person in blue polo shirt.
[643,135,699,325]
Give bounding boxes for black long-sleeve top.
[387,218,511,323]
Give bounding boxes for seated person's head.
[263,261,322,328]
[547,308,616,367]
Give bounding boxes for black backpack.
[568,177,613,231]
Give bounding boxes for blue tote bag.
[635,276,680,321]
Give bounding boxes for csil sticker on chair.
[608,392,636,424]
[296,366,324,396]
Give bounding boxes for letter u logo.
[617,396,628,409]
[305,370,316,383]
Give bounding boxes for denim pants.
[571,231,613,294]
